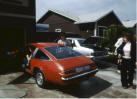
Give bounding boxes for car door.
[30,48,58,81]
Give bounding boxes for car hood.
[55,56,93,71]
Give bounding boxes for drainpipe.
[94,22,97,36]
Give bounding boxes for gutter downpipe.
[94,22,98,36]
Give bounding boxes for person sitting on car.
[26,47,32,66]
[22,47,32,69]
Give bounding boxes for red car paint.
[25,42,98,85]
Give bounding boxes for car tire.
[35,70,46,88]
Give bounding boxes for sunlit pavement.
[0,61,136,98]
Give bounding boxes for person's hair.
[60,32,66,37]
[123,33,132,41]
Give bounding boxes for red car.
[23,42,98,88]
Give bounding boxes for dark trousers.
[22,58,30,69]
[121,58,135,86]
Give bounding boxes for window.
[98,26,107,37]
[45,46,82,59]
[34,49,50,60]
[78,40,85,46]
[55,29,61,32]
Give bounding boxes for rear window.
[45,46,82,59]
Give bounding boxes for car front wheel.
[35,70,46,88]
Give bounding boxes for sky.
[36,0,136,22]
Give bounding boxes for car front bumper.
[61,68,98,81]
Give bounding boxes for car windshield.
[78,39,85,45]
[45,46,82,59]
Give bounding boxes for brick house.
[37,9,122,38]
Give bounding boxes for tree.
[102,24,132,52]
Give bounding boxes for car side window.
[34,49,50,60]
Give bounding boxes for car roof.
[29,42,62,48]
[67,37,85,40]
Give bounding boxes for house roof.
[37,9,122,24]
[37,9,79,23]
[122,20,136,28]
[75,10,121,24]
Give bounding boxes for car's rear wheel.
[35,70,46,88]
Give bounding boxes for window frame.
[55,29,62,32]
[97,26,107,37]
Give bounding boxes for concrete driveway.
[0,61,136,98]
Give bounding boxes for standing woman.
[117,33,136,89]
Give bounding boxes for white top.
[123,42,131,59]
[58,39,71,46]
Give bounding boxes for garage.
[0,0,35,73]
[0,28,25,51]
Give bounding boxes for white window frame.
[55,29,62,32]
[97,26,107,37]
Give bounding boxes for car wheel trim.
[36,73,44,86]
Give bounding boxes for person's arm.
[115,38,121,48]
[26,54,30,61]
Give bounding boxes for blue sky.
[36,0,136,22]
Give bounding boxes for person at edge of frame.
[117,33,136,89]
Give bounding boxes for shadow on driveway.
[7,73,112,98]
[8,72,32,84]
[45,76,112,98]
